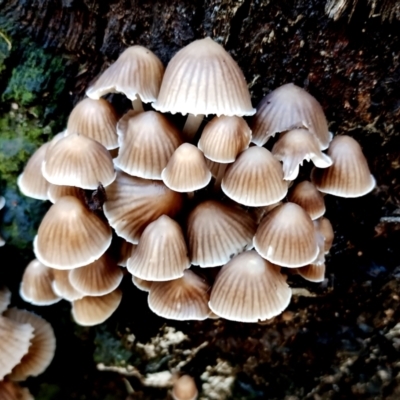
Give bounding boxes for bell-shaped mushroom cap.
[148,270,211,320]
[254,202,319,268]
[296,263,326,282]
[5,308,56,381]
[127,215,189,281]
[187,200,256,267]
[0,286,11,314]
[104,171,183,244]
[161,143,212,192]
[17,142,49,200]
[172,375,198,400]
[42,133,116,190]
[251,83,331,149]
[117,239,137,267]
[311,135,376,198]
[66,98,119,150]
[0,316,34,380]
[221,146,288,207]
[198,116,252,163]
[20,259,61,306]
[115,111,183,179]
[204,158,231,180]
[34,196,112,269]
[86,46,164,102]
[132,276,153,292]
[51,269,85,302]
[0,381,33,400]
[209,251,292,322]
[47,184,85,204]
[71,289,122,326]
[314,217,334,253]
[288,181,326,220]
[153,37,255,117]
[272,129,332,180]
[69,254,123,296]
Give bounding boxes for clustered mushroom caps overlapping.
[17,37,376,326]
[0,286,56,399]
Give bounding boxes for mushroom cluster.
[0,287,56,398]
[16,37,375,325]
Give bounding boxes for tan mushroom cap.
[0,286,11,314]
[272,129,332,180]
[17,142,49,200]
[161,143,212,192]
[311,135,376,198]
[221,146,288,207]
[69,254,123,297]
[153,37,255,117]
[204,158,231,180]
[254,202,319,268]
[314,217,334,253]
[209,251,292,322]
[20,259,61,306]
[187,200,256,267]
[198,116,252,163]
[5,308,56,381]
[127,215,189,281]
[172,375,198,400]
[115,111,183,179]
[45,131,66,155]
[148,270,211,321]
[51,269,85,302]
[104,171,183,244]
[0,316,34,380]
[47,184,85,204]
[71,289,122,326]
[86,45,164,103]
[117,239,137,267]
[296,263,326,283]
[251,83,331,149]
[34,196,112,269]
[42,133,116,190]
[132,276,153,292]
[66,98,119,150]
[288,181,326,220]
[0,381,33,400]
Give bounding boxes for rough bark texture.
[0,1,400,399]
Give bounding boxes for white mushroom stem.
[182,114,204,141]
[131,97,144,113]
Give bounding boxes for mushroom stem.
[182,114,204,141]
[213,163,229,191]
[132,97,144,113]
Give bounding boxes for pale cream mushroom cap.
[296,263,326,283]
[0,286,11,314]
[314,217,335,253]
[153,37,255,117]
[132,276,153,292]
[86,45,164,103]
[172,375,198,400]
[47,184,85,204]
[51,269,85,302]
[251,83,331,149]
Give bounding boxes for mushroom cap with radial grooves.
[148,270,211,321]
[115,111,183,179]
[104,171,183,244]
[311,135,376,198]
[72,289,122,326]
[153,37,255,117]
[42,133,116,190]
[127,215,189,281]
[288,181,326,220]
[314,217,334,253]
[297,263,326,282]
[272,129,332,180]
[66,98,119,150]
[47,184,85,204]
[20,259,61,306]
[132,276,153,292]
[51,269,85,301]
[161,143,212,192]
[251,83,331,149]
[34,196,112,269]
[221,146,288,207]
[0,286,11,313]
[198,115,252,163]
[209,250,292,322]
[0,381,33,400]
[117,239,137,267]
[172,375,198,400]
[0,316,34,380]
[5,308,56,381]
[69,253,123,296]
[86,46,164,102]
[187,200,256,267]
[17,142,49,200]
[254,202,319,268]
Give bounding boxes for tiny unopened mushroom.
[172,375,198,400]
[311,135,376,197]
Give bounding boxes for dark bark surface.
[0,0,400,399]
